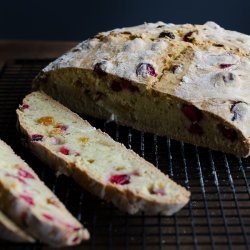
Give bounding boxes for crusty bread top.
[39,21,250,140]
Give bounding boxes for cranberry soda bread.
[0,139,89,246]
[17,92,190,215]
[33,21,250,157]
[0,210,34,242]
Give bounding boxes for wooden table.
[0,40,78,62]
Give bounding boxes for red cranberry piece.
[181,105,203,122]
[93,62,107,76]
[218,124,237,141]
[75,152,80,156]
[188,123,203,135]
[183,31,194,42]
[18,169,35,179]
[72,237,79,243]
[219,64,234,69]
[17,177,27,184]
[59,146,70,155]
[65,224,82,231]
[159,31,175,39]
[55,124,68,131]
[136,63,157,78]
[156,189,165,196]
[172,64,182,74]
[110,174,130,185]
[42,213,54,221]
[19,104,29,110]
[20,194,34,206]
[31,134,43,141]
[110,81,122,92]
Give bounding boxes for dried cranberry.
[110,174,130,185]
[31,134,43,141]
[183,31,194,42]
[110,81,122,92]
[20,194,34,206]
[18,169,35,179]
[219,64,234,69]
[156,189,165,196]
[188,123,203,135]
[59,146,70,155]
[75,152,80,156]
[17,177,27,184]
[159,31,175,39]
[42,213,54,221]
[55,124,68,131]
[65,224,82,231]
[93,62,107,76]
[218,124,237,141]
[149,187,165,196]
[172,64,182,74]
[181,105,203,122]
[136,63,157,78]
[19,104,29,110]
[72,237,79,243]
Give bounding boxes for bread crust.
[17,91,190,216]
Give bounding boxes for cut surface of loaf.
[17,91,190,215]
[33,21,250,157]
[0,139,89,247]
[0,210,34,243]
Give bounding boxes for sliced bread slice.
[0,210,34,243]
[17,91,190,215]
[0,139,89,247]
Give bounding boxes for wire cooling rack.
[0,59,250,250]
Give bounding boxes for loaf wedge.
[33,21,250,157]
[17,91,190,215]
[0,210,34,243]
[0,139,89,247]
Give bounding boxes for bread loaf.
[17,91,190,216]
[33,21,250,157]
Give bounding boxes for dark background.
[1,0,250,41]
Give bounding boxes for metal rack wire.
[0,59,250,249]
